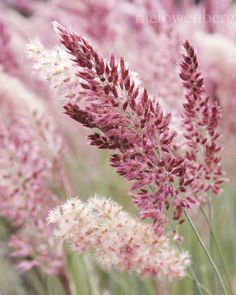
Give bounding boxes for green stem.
[184,210,229,295]
[200,206,234,295]
[169,221,209,295]
[207,199,213,252]
[208,198,216,293]
[208,202,212,236]
[186,275,213,295]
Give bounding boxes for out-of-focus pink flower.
[9,233,63,275]
[0,20,18,73]
[157,0,193,14]
[49,197,191,278]
[0,67,65,275]
[0,112,65,275]
[0,117,51,226]
[9,228,64,275]
[203,0,231,33]
[4,0,33,16]
[54,0,114,43]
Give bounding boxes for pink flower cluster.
[48,197,190,278]
[0,112,64,275]
[0,69,65,275]
[180,41,224,200]
[0,20,18,73]
[0,113,61,225]
[1,0,233,288]
[29,23,224,234]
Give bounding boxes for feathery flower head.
[0,116,51,226]
[48,196,191,278]
[29,23,224,234]
[0,114,65,275]
[0,69,65,275]
[9,225,64,275]
[0,68,63,167]
[27,39,80,105]
[180,40,224,200]
[0,110,65,274]
[52,22,195,232]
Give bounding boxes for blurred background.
[0,0,236,294]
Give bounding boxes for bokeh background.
[0,0,236,294]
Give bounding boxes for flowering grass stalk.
[180,41,229,295]
[29,23,224,236]
[184,211,229,295]
[180,40,224,201]
[28,23,226,293]
[199,205,234,295]
[48,196,191,279]
[0,1,235,294]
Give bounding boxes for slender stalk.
[200,206,234,295]
[207,197,216,293]
[185,275,213,295]
[184,210,229,295]
[207,200,213,251]
[168,220,209,295]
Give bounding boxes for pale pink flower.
[48,197,191,278]
[27,39,80,105]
